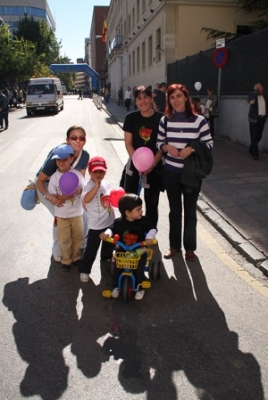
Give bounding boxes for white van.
[26,77,64,116]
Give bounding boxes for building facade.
[0,0,55,33]
[106,0,260,101]
[89,6,109,90]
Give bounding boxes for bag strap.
[72,150,83,169]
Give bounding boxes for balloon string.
[137,173,143,196]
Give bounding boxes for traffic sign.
[212,48,228,68]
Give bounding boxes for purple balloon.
[59,172,79,196]
[132,147,154,172]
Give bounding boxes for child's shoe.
[80,273,89,283]
[135,290,145,300]
[111,288,120,298]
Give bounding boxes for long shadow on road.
[2,255,264,399]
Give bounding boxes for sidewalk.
[102,100,268,276]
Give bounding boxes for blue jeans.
[164,169,201,251]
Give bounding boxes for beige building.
[106,0,260,100]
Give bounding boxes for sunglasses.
[69,136,86,142]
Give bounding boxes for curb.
[198,196,268,277]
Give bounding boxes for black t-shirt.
[111,216,155,247]
[123,110,163,155]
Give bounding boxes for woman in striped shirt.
[156,83,213,261]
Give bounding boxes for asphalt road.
[0,96,268,400]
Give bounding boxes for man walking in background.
[248,82,268,160]
[152,82,167,112]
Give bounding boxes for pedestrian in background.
[78,89,83,100]
[156,83,213,261]
[152,82,167,112]
[48,145,85,272]
[117,87,123,106]
[0,89,9,130]
[248,82,268,160]
[124,87,132,111]
[205,88,218,137]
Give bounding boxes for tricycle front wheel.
[121,276,132,303]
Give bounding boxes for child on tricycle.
[100,193,157,301]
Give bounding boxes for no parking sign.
[212,48,228,68]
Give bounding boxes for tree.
[0,19,40,87]
[202,0,268,43]
[15,16,61,65]
[56,56,76,91]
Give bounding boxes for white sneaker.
[111,288,120,298]
[53,254,61,263]
[135,290,145,301]
[80,273,89,283]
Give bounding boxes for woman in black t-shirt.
[123,85,164,227]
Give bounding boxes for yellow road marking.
[198,223,268,299]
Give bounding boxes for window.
[142,0,146,15]
[132,50,135,74]
[137,46,140,73]
[142,41,146,70]
[156,27,162,63]
[129,54,131,75]
[132,8,135,29]
[148,36,153,67]
[137,0,140,22]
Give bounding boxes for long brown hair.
[165,83,195,118]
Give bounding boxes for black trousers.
[249,117,266,157]
[165,169,200,252]
[78,228,114,274]
[125,98,131,111]
[124,168,160,227]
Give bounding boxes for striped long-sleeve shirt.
[156,111,213,173]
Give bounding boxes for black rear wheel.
[149,261,161,280]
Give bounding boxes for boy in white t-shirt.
[78,156,115,283]
[48,144,85,272]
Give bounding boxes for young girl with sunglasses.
[36,125,89,262]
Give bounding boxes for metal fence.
[167,28,268,96]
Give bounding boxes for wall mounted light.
[143,18,147,21]
[125,41,128,44]
[138,25,141,29]
[150,9,154,13]
[133,32,136,35]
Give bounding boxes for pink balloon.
[132,147,154,172]
[110,187,126,207]
[59,172,79,196]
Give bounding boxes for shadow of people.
[101,252,264,399]
[2,260,80,399]
[70,274,111,378]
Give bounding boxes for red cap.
[88,156,107,172]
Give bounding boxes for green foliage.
[48,56,75,91]
[15,16,61,65]
[0,16,73,88]
[202,0,268,43]
[236,0,268,15]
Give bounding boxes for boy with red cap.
[78,156,115,282]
